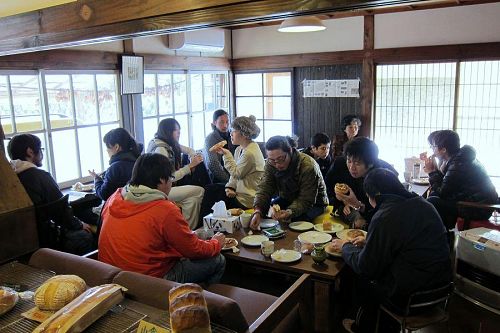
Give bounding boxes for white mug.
[261,240,274,257]
[239,213,251,228]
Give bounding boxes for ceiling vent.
[166,28,225,53]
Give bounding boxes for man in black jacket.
[8,134,93,255]
[423,130,498,228]
[331,168,451,333]
[325,137,397,228]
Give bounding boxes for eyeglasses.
[429,144,438,149]
[169,176,176,182]
[268,154,288,165]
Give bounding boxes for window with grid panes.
[374,61,500,179]
[141,71,228,150]
[235,72,293,142]
[1,71,121,186]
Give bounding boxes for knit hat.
[231,115,260,140]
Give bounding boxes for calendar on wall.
[302,79,359,98]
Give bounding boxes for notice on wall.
[302,79,359,98]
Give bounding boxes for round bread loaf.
[228,208,244,216]
[347,229,365,241]
[34,275,86,311]
[170,305,210,333]
[168,284,203,304]
[0,288,19,315]
[169,292,207,313]
[334,183,349,195]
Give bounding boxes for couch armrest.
[113,271,249,333]
[248,273,310,333]
[28,248,121,286]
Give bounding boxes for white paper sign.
[302,79,359,98]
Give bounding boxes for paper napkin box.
[203,214,242,234]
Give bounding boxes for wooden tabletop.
[223,224,344,281]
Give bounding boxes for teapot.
[311,244,327,264]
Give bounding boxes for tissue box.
[203,214,242,234]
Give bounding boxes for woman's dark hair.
[344,137,379,167]
[310,132,331,148]
[7,134,42,160]
[364,168,412,199]
[342,115,362,131]
[103,128,142,158]
[431,130,460,155]
[155,118,182,170]
[211,109,228,131]
[265,135,298,153]
[130,153,173,189]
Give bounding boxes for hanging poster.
[302,79,359,98]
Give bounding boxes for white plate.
[260,219,279,229]
[325,243,342,258]
[313,223,344,234]
[289,221,314,231]
[298,231,332,244]
[411,177,429,185]
[271,250,301,263]
[241,235,269,247]
[222,238,238,251]
[336,229,367,241]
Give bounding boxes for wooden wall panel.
[294,64,362,148]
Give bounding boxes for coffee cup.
[261,240,274,257]
[239,213,252,228]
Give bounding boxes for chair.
[34,194,71,250]
[456,200,500,231]
[375,282,454,333]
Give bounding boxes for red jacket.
[98,189,221,278]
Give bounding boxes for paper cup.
[239,213,251,228]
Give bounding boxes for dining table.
[222,216,348,333]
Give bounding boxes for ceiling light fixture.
[278,16,326,33]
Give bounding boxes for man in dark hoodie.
[8,134,93,255]
[330,168,451,333]
[423,130,498,229]
[204,109,236,183]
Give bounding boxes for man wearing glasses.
[250,136,328,230]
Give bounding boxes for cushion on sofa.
[28,248,121,286]
[113,271,249,333]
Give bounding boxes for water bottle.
[413,163,421,179]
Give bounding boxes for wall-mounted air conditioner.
[166,28,225,53]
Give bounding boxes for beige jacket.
[223,142,265,208]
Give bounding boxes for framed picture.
[121,55,144,94]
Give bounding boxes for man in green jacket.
[250,136,328,230]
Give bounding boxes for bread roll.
[323,221,333,231]
[208,140,227,152]
[33,284,125,333]
[0,288,19,316]
[34,275,87,311]
[170,306,211,333]
[170,292,207,313]
[347,229,365,241]
[228,208,244,216]
[334,183,349,195]
[168,284,203,304]
[272,204,281,212]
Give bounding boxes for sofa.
[28,248,307,333]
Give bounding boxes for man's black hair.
[7,134,42,161]
[129,153,173,189]
[364,168,412,199]
[344,136,379,167]
[432,130,460,155]
[310,132,331,148]
[265,136,298,153]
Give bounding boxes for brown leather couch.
[28,248,307,333]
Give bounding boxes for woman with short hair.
[332,115,362,158]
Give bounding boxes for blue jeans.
[164,254,226,285]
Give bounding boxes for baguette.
[33,284,125,333]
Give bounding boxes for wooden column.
[360,15,374,137]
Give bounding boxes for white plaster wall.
[232,16,364,59]
[375,3,500,49]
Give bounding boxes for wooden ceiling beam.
[0,0,438,56]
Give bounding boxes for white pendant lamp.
[278,16,326,33]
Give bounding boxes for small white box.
[203,214,242,234]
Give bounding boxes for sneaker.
[342,318,356,333]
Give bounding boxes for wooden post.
[360,15,374,138]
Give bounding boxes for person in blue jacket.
[330,168,451,333]
[90,128,143,201]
